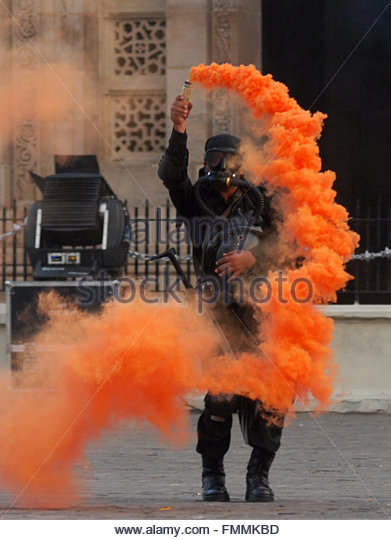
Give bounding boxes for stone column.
[0,1,12,205]
[210,0,261,136]
[4,0,100,203]
[166,0,262,177]
[166,0,210,180]
[10,0,40,203]
[36,0,100,178]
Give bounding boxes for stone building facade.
[0,0,261,208]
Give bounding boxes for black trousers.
[196,393,283,458]
[196,300,284,459]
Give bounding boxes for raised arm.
[158,96,195,217]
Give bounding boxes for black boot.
[201,456,230,502]
[245,448,275,502]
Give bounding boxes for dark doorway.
[262,0,391,303]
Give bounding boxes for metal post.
[23,205,28,280]
[2,207,6,290]
[134,206,139,278]
[165,199,170,291]
[145,199,149,279]
[155,206,160,291]
[12,200,16,281]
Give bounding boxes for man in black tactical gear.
[158,94,283,503]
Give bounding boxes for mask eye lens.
[226,153,242,172]
[205,150,242,172]
[205,150,224,170]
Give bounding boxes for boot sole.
[245,494,274,503]
[203,493,230,502]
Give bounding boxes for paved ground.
[0,412,390,520]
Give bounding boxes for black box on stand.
[5,280,117,386]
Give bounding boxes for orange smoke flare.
[190,62,359,411]
[0,294,220,506]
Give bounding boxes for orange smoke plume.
[0,61,80,140]
[0,63,359,505]
[0,294,219,506]
[190,62,359,411]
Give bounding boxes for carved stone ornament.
[11,0,38,200]
[112,94,166,155]
[113,17,166,77]
[14,120,37,198]
[211,0,236,134]
[213,10,231,64]
[214,0,232,9]
[108,13,167,155]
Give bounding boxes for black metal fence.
[337,199,391,304]
[1,201,30,287]
[0,199,390,303]
[126,200,194,291]
[0,200,195,293]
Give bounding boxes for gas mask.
[205,149,243,173]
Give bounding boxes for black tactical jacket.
[158,128,276,277]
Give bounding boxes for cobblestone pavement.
[0,412,390,520]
